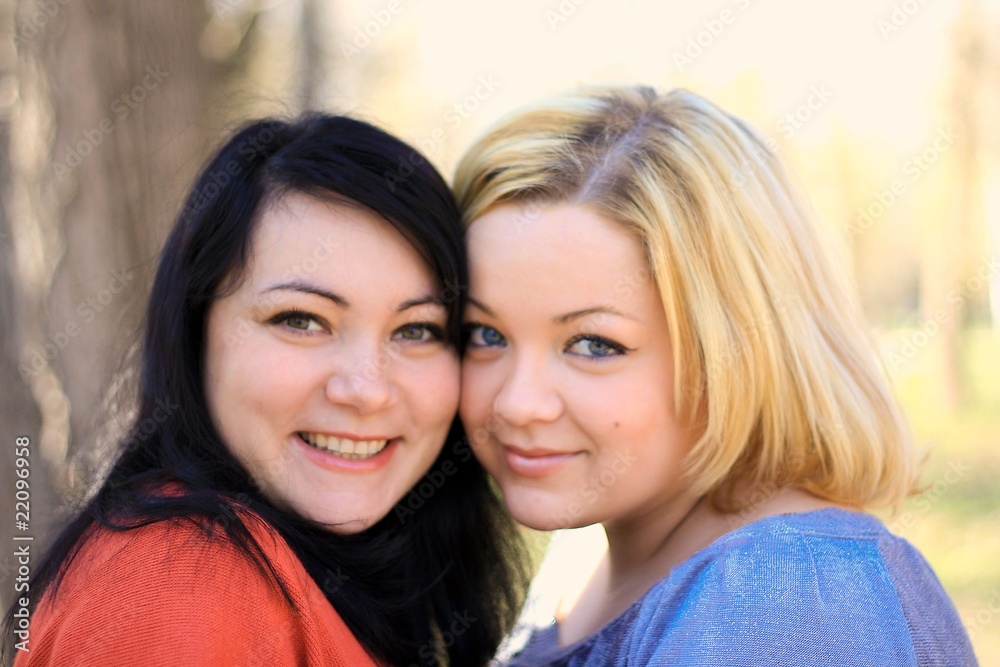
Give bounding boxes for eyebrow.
[467,298,637,324]
[396,296,447,313]
[553,306,636,325]
[263,280,444,312]
[263,281,348,307]
[466,297,495,317]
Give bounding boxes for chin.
[294,502,382,534]
[318,514,378,535]
[502,485,596,532]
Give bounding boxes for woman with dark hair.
[4,114,528,666]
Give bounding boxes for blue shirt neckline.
[523,507,885,660]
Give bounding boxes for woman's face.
[204,193,459,533]
[461,202,700,531]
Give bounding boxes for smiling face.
[461,202,701,532]
[204,193,459,534]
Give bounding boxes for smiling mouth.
[298,432,391,460]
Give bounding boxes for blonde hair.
[454,86,918,512]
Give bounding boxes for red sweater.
[15,515,379,666]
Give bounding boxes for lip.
[502,444,582,478]
[297,433,400,472]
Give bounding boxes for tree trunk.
[1,1,258,616]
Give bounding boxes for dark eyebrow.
[262,281,443,313]
[554,306,635,325]
[397,296,446,313]
[466,297,495,317]
[263,280,348,307]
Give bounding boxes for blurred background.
[0,0,997,662]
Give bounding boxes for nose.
[325,340,399,415]
[491,352,563,427]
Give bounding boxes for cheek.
[406,354,461,431]
[459,362,497,427]
[568,367,678,452]
[205,333,310,460]
[216,343,305,411]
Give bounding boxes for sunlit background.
[1,0,997,662]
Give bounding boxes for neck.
[601,491,708,584]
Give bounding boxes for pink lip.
[502,444,581,478]
[297,434,399,472]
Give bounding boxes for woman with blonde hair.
[454,86,976,666]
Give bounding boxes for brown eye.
[286,314,312,330]
[393,323,444,343]
[267,310,324,333]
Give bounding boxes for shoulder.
[22,511,376,666]
[61,511,299,608]
[629,509,976,666]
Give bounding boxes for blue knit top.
[505,509,977,666]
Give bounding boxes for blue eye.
[565,335,627,358]
[465,324,506,348]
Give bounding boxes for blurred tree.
[0,0,267,612]
[0,0,48,617]
[922,0,991,411]
[299,0,325,108]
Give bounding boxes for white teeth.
[300,433,389,460]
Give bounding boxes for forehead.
[468,203,646,277]
[466,202,651,300]
[244,192,435,288]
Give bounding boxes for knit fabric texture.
[15,513,379,666]
[506,509,977,667]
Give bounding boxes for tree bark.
[1,1,258,616]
